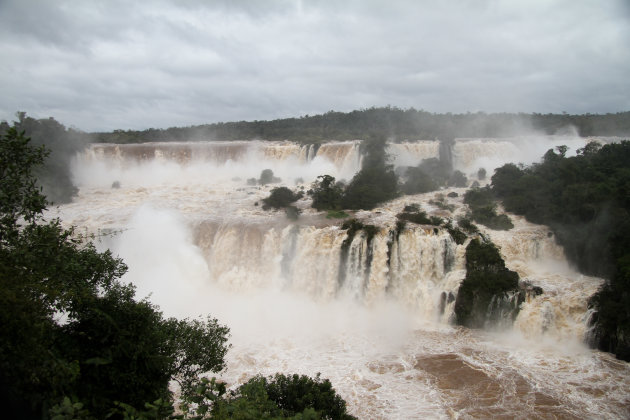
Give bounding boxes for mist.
[51,135,630,418]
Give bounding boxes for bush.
[259,169,281,185]
[454,238,521,328]
[464,187,513,230]
[309,174,344,211]
[341,134,399,210]
[457,217,479,234]
[396,210,432,225]
[402,167,437,194]
[448,170,468,187]
[182,374,357,419]
[262,187,302,210]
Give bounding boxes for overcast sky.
[0,0,628,132]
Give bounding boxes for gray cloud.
[0,0,628,131]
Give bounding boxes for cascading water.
[55,137,629,419]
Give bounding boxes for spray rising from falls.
[57,137,629,419]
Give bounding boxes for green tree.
[341,134,399,210]
[262,187,303,210]
[401,167,437,194]
[490,141,630,360]
[455,238,521,328]
[0,128,230,418]
[259,169,281,185]
[1,113,88,204]
[308,175,344,211]
[184,374,356,419]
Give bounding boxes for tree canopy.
[0,113,89,204]
[88,107,630,144]
[0,128,230,419]
[491,141,630,360]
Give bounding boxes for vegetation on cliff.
[491,141,630,360]
[463,187,513,231]
[454,238,521,329]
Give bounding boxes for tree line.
[90,107,630,144]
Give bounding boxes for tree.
[308,175,344,211]
[341,134,399,210]
[490,141,630,360]
[259,169,281,185]
[262,187,303,210]
[0,128,230,418]
[183,373,357,419]
[455,238,521,328]
[1,114,88,204]
[401,167,437,194]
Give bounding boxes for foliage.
[401,154,467,194]
[340,219,378,251]
[179,374,356,420]
[262,187,303,210]
[429,194,455,212]
[341,134,399,210]
[490,141,630,360]
[259,169,281,185]
[457,217,479,234]
[396,210,432,225]
[463,187,513,230]
[308,175,344,211]
[477,168,487,180]
[0,113,88,204]
[454,238,521,328]
[448,170,468,187]
[401,166,437,194]
[443,221,467,245]
[89,108,630,144]
[0,129,230,418]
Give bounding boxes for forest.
[89,107,630,144]
[490,141,630,360]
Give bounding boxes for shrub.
[262,187,302,210]
[454,238,521,328]
[464,187,513,230]
[402,167,437,194]
[448,170,468,187]
[457,217,479,234]
[309,175,344,211]
[259,169,281,185]
[396,210,432,225]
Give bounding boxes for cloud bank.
[0,0,628,131]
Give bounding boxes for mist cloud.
[0,0,628,131]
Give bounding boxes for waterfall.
[56,137,630,420]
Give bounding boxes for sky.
[0,0,629,132]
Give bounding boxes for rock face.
[454,237,522,329]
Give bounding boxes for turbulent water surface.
[54,137,630,419]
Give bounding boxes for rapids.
[53,137,630,419]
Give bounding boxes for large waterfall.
[55,137,629,419]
